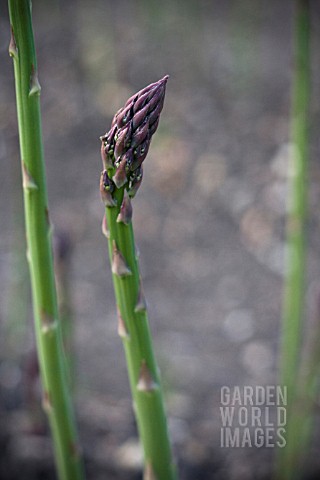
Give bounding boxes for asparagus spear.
[100,76,176,480]
[8,2,84,479]
[277,0,310,478]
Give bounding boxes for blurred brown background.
[1,0,320,478]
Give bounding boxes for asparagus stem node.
[117,307,130,339]
[9,25,18,58]
[112,240,132,276]
[137,360,159,392]
[29,65,41,96]
[102,214,110,238]
[135,281,147,313]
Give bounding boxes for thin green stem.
[276,0,310,478]
[104,188,176,480]
[8,2,84,479]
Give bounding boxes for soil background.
[1,1,320,479]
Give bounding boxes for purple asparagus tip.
[100,76,169,202]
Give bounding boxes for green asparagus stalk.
[276,0,310,478]
[100,77,176,480]
[8,2,84,479]
[280,0,310,398]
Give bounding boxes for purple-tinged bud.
[111,107,123,128]
[120,148,134,171]
[102,170,113,190]
[114,125,130,160]
[112,240,132,276]
[131,122,149,148]
[124,80,158,108]
[113,157,128,189]
[148,100,164,126]
[133,88,156,113]
[125,79,160,106]
[117,193,133,225]
[130,140,149,171]
[137,360,158,392]
[149,117,159,136]
[128,167,143,198]
[100,76,168,194]
[100,171,116,207]
[101,142,113,169]
[100,124,117,168]
[107,124,117,145]
[147,87,164,112]
[116,104,133,128]
[132,76,168,114]
[132,104,149,130]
